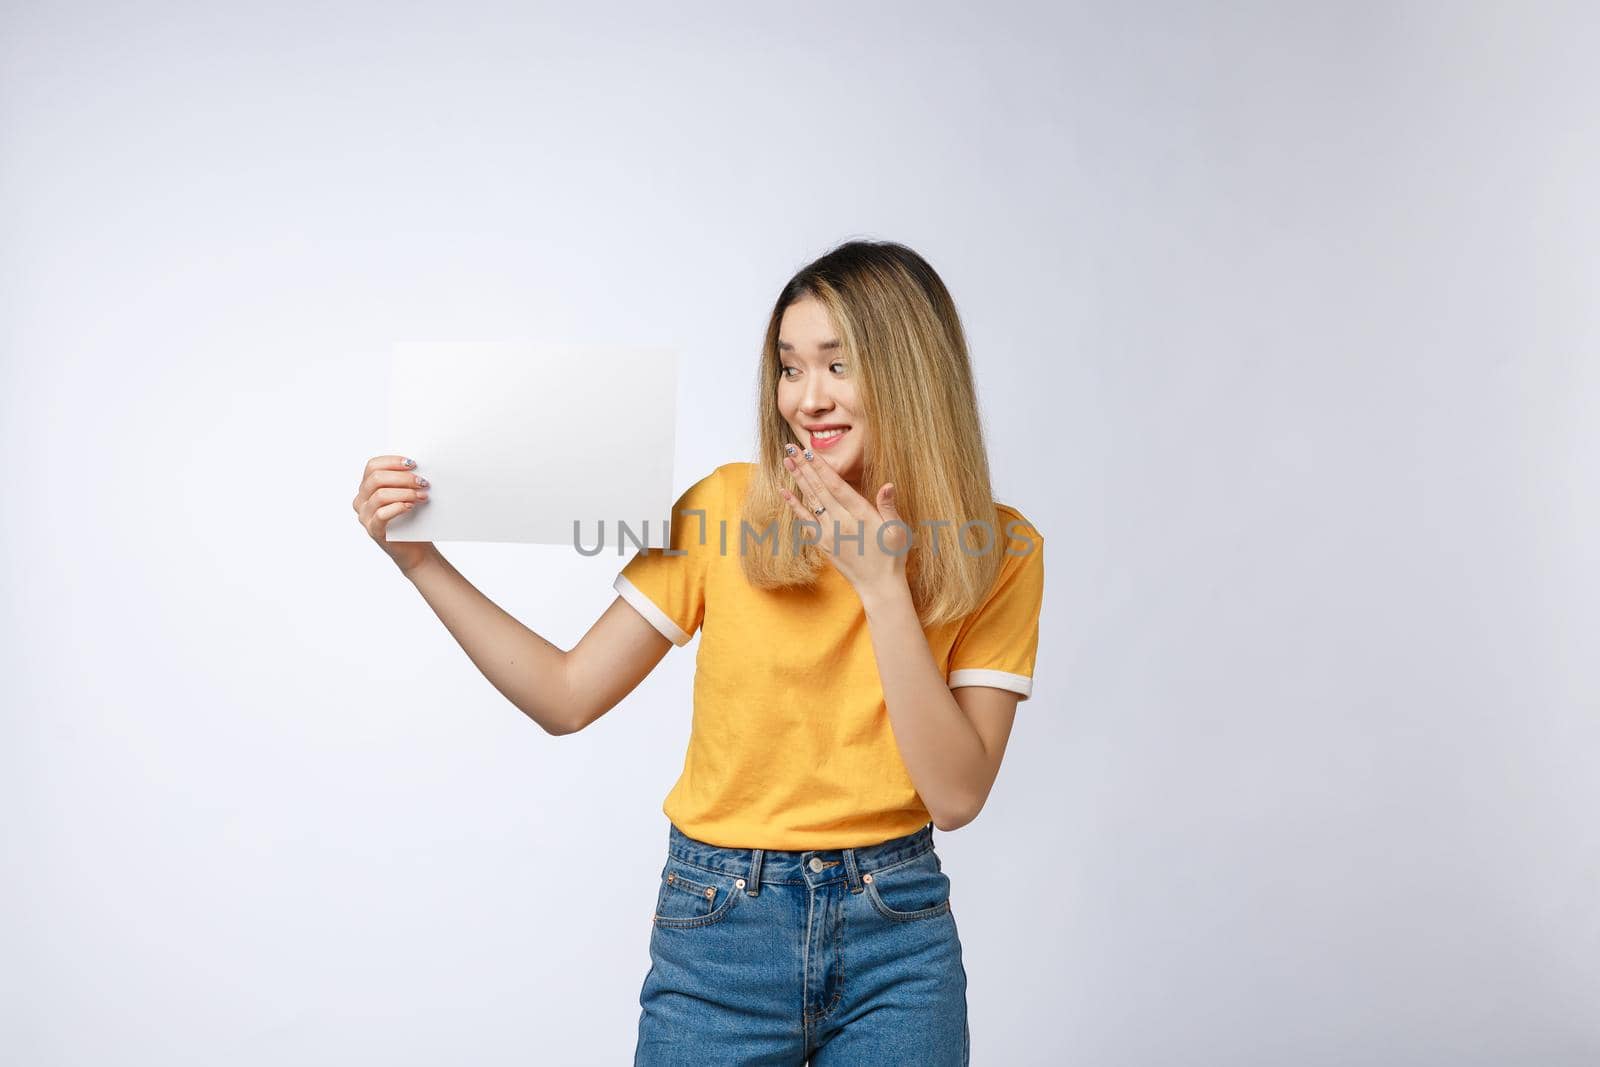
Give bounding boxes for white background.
[3,2,1596,1064]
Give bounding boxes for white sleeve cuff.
[948,668,1033,701]
[613,574,693,647]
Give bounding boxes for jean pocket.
[652,859,744,929]
[862,848,952,922]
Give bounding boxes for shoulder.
[675,461,754,515]
[707,461,757,505]
[992,499,1043,557]
[680,461,747,494]
[984,500,1043,599]
[714,461,757,488]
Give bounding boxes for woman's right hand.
[354,454,437,575]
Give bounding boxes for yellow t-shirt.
[612,460,1044,849]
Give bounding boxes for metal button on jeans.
[808,857,824,872]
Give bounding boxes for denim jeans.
[634,820,969,1065]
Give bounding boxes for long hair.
[737,239,1007,628]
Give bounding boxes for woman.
[352,239,1044,1065]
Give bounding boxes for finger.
[359,467,431,508]
[784,467,832,535]
[778,486,812,525]
[876,483,901,522]
[876,484,910,553]
[798,446,871,520]
[788,464,864,559]
[787,450,845,519]
[365,454,418,476]
[781,446,842,510]
[780,452,814,504]
[780,477,823,525]
[368,499,416,538]
[359,485,429,524]
[771,483,825,550]
[798,466,851,544]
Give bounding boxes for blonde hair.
[737,239,1014,628]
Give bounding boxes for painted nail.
[416,476,429,487]
[403,457,416,469]
[803,448,814,461]
[784,443,796,456]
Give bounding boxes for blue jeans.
[634,820,969,1065]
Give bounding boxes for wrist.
[856,572,912,616]
[400,545,444,582]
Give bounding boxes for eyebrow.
[777,339,843,352]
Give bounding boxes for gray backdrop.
[3,2,1596,1064]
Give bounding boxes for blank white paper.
[383,341,679,549]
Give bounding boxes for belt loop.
[746,848,764,896]
[842,845,863,893]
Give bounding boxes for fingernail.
[784,443,796,456]
[802,448,814,460]
[416,476,429,487]
[403,457,416,469]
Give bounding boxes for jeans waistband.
[665,821,937,896]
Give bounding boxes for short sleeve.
[946,515,1044,700]
[612,468,721,647]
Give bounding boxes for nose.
[800,374,834,415]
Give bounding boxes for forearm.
[858,577,988,829]
[403,550,576,734]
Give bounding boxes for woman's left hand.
[780,443,911,598]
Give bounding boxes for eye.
[778,362,846,380]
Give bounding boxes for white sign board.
[384,341,679,549]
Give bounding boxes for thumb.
[878,483,899,518]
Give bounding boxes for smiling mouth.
[808,426,850,450]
